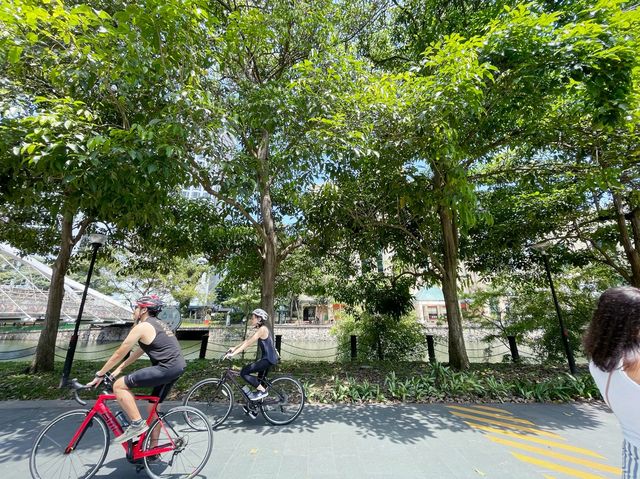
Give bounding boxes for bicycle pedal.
[243,405,258,419]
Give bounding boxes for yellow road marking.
[543,476,558,479]
[464,422,605,459]
[468,405,514,415]
[449,411,564,439]
[447,405,534,424]
[512,453,610,479]
[488,436,620,474]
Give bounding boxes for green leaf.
[8,46,23,64]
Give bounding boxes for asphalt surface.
[0,400,623,479]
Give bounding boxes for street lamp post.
[60,233,107,387]
[531,241,577,375]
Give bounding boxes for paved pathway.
[0,400,622,478]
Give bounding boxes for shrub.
[332,312,427,361]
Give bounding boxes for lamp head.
[88,233,107,247]
[529,240,552,254]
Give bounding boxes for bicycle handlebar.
[68,372,115,406]
[68,378,88,406]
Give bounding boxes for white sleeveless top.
[590,361,640,448]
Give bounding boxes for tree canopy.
[0,0,638,372]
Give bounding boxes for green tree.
[182,0,385,326]
[0,0,210,371]
[465,262,623,361]
[309,1,638,369]
[86,254,212,315]
[469,6,640,287]
[333,311,427,362]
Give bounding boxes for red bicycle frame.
[65,393,175,461]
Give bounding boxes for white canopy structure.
[0,244,131,323]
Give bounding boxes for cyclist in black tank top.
[86,295,186,444]
[225,308,279,401]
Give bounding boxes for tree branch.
[279,236,304,262]
[71,217,93,246]
[572,218,631,282]
[367,217,445,275]
[186,155,265,239]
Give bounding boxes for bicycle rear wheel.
[260,376,305,426]
[143,406,213,479]
[182,378,233,429]
[29,410,109,479]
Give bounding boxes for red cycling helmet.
[135,295,164,316]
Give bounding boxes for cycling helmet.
[135,295,164,316]
[251,308,269,323]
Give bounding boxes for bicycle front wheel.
[29,410,109,479]
[143,406,213,479]
[260,375,305,426]
[183,378,233,429]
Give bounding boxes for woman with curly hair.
[584,286,640,479]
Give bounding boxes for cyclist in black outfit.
[225,308,279,401]
[87,295,186,443]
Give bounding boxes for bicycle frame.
[218,363,273,404]
[66,393,175,462]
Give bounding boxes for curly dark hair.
[583,286,640,371]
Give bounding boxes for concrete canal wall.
[0,323,498,344]
[0,324,338,344]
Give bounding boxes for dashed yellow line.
[512,453,611,479]
[447,405,534,424]
[488,435,620,474]
[463,422,605,459]
[447,405,619,478]
[469,405,515,415]
[449,411,564,439]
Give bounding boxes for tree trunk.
[256,130,278,327]
[613,194,640,287]
[629,207,640,287]
[29,213,75,373]
[260,235,277,327]
[439,204,470,370]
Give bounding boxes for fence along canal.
[1,325,537,363]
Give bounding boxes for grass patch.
[0,359,601,403]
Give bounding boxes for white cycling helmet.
[252,308,269,323]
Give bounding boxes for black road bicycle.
[183,356,305,427]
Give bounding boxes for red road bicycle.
[29,374,213,479]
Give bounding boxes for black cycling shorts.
[124,364,185,402]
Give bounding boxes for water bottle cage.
[115,411,130,428]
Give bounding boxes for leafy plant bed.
[0,359,601,403]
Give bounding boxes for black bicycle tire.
[260,375,305,426]
[183,377,234,428]
[29,409,109,479]
[142,406,213,479]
